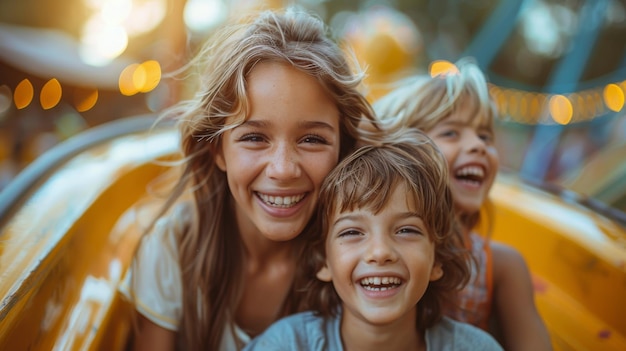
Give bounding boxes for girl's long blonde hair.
[135,6,381,351]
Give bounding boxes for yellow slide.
[1,116,625,350]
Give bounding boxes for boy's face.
[316,184,443,328]
[426,102,499,216]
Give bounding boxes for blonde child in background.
[373,58,552,351]
[120,7,382,351]
[244,128,503,351]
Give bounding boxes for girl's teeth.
[258,193,305,207]
[456,166,484,178]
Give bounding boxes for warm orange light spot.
[363,33,411,77]
[496,88,507,115]
[40,78,62,110]
[429,60,459,77]
[119,63,140,96]
[519,92,528,117]
[135,60,161,93]
[568,93,583,121]
[74,87,99,112]
[549,94,573,125]
[592,91,604,115]
[14,79,34,109]
[508,91,519,117]
[603,84,624,112]
[571,93,583,112]
[133,65,147,92]
[583,93,595,119]
[528,94,542,123]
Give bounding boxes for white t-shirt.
[119,214,251,350]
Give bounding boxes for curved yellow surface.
[0,129,178,350]
[1,126,625,350]
[482,174,626,351]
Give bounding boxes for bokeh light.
[603,83,624,112]
[429,60,459,77]
[135,60,161,93]
[119,63,141,96]
[123,0,166,36]
[184,0,227,33]
[549,94,573,125]
[79,0,165,66]
[528,93,544,124]
[118,61,161,96]
[80,17,129,66]
[74,87,99,112]
[14,79,34,110]
[340,6,422,100]
[40,78,62,110]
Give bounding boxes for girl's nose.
[364,235,398,264]
[266,144,301,180]
[465,132,487,155]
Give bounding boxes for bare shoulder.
[488,241,535,304]
[489,241,530,278]
[488,242,553,351]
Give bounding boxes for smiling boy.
[244,129,503,351]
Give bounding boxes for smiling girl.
[373,58,552,351]
[121,7,381,351]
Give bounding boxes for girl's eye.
[338,229,362,237]
[439,129,458,138]
[301,134,329,145]
[238,133,266,143]
[479,132,493,143]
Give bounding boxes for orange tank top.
[448,232,494,331]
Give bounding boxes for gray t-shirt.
[243,311,503,351]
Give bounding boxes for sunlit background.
[0,0,625,213]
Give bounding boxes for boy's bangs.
[334,174,398,215]
[330,151,424,217]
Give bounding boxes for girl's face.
[216,62,341,243]
[426,101,499,216]
[316,184,443,328]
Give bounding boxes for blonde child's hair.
[300,128,471,328]
[375,58,496,134]
[373,57,498,230]
[134,6,381,350]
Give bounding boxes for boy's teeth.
[359,276,402,291]
[258,193,305,208]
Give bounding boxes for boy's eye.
[397,227,423,236]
